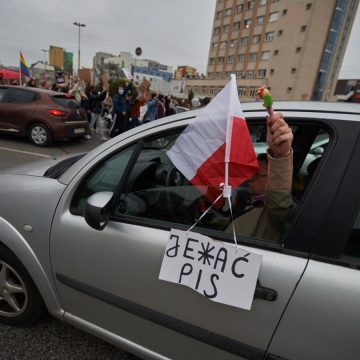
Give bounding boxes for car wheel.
[29,123,53,147]
[0,246,45,326]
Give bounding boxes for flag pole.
[19,52,22,86]
[223,74,236,199]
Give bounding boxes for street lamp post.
[41,49,48,72]
[73,22,86,71]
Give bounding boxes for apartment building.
[187,0,358,101]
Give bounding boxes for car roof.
[59,100,360,184]
[0,85,59,96]
[241,100,360,115]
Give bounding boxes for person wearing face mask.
[110,80,133,137]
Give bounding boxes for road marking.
[0,147,52,158]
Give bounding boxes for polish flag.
[167,74,258,203]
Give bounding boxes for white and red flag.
[167,74,258,203]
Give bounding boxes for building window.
[272,0,280,2]
[278,30,283,36]
[253,34,261,44]
[274,50,279,55]
[202,87,207,95]
[227,55,234,64]
[236,72,242,79]
[259,0,267,5]
[223,25,229,33]
[249,53,257,61]
[238,54,245,63]
[270,69,275,75]
[225,8,232,16]
[306,3,312,10]
[212,42,218,49]
[238,87,246,96]
[244,19,252,28]
[209,87,216,95]
[262,51,270,60]
[218,57,224,64]
[220,41,227,48]
[249,87,257,97]
[208,72,214,79]
[214,27,220,35]
[194,87,198,95]
[301,25,307,32]
[216,72,222,79]
[269,12,279,22]
[233,22,240,31]
[247,70,254,78]
[209,58,215,65]
[230,39,238,47]
[296,47,302,53]
[240,37,248,46]
[256,16,264,26]
[287,87,292,92]
[247,1,255,10]
[216,11,222,19]
[225,72,232,79]
[282,9,288,15]
[265,31,274,41]
[258,69,266,78]
[236,4,243,13]
[291,68,297,73]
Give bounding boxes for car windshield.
[51,95,80,109]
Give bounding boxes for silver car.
[0,101,359,360]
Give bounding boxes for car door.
[0,88,38,134]
[50,117,329,360]
[266,122,360,360]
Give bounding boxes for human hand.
[266,112,293,158]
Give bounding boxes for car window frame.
[309,123,360,268]
[100,119,334,255]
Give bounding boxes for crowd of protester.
[0,74,211,142]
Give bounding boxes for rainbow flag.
[20,51,30,78]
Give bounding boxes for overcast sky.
[1,0,359,78]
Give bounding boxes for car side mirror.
[84,191,114,230]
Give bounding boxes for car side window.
[342,207,360,265]
[114,124,330,244]
[5,89,38,103]
[0,88,8,103]
[71,144,136,212]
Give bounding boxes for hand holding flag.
[167,74,258,204]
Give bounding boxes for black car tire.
[29,123,53,147]
[0,245,46,326]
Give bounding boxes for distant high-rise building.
[174,66,199,80]
[63,51,73,75]
[190,0,358,101]
[49,46,64,71]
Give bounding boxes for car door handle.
[254,280,277,301]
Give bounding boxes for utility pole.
[73,22,86,71]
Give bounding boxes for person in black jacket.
[89,86,107,139]
[110,81,133,137]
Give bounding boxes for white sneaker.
[100,137,108,141]
[84,134,91,140]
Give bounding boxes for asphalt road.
[0,134,142,360]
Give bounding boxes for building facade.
[49,46,64,71]
[188,0,358,101]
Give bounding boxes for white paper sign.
[122,68,133,80]
[159,229,262,310]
